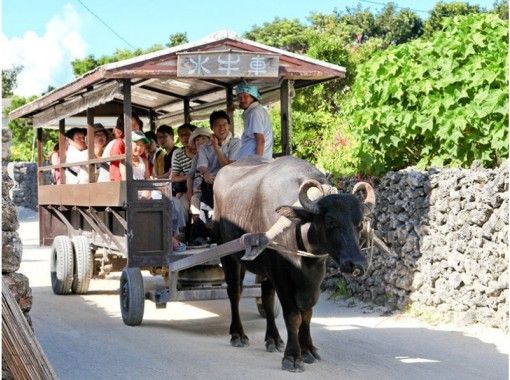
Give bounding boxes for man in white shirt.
[235,84,273,160]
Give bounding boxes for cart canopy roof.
[10,30,346,128]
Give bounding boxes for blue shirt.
[238,102,273,160]
[197,134,241,175]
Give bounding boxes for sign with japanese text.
[177,52,279,78]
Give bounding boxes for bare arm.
[143,157,150,179]
[120,163,126,181]
[171,171,188,182]
[254,133,265,156]
[211,135,235,167]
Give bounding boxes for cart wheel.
[120,267,145,326]
[256,296,280,318]
[50,236,74,295]
[71,236,93,294]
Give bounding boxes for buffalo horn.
[298,180,323,214]
[352,182,376,214]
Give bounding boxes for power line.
[358,0,430,14]
[76,0,135,49]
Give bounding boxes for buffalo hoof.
[265,337,284,352]
[302,349,321,364]
[230,334,249,347]
[282,357,304,372]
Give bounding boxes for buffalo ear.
[276,206,314,223]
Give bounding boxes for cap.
[93,123,108,135]
[189,127,211,145]
[132,130,149,144]
[235,84,261,100]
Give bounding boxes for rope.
[267,241,328,259]
[359,218,375,279]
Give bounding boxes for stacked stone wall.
[7,162,38,210]
[7,151,509,330]
[2,129,33,379]
[334,162,508,330]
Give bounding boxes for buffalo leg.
[260,279,284,352]
[299,308,321,363]
[274,282,304,372]
[280,306,304,372]
[221,255,249,347]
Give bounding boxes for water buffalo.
[213,156,374,372]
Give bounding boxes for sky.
[1,0,496,97]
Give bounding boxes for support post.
[123,79,133,184]
[58,119,66,184]
[226,86,235,134]
[183,98,191,124]
[36,128,43,186]
[280,80,292,156]
[150,110,156,132]
[86,108,95,182]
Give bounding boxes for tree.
[3,95,58,162]
[167,32,188,47]
[492,0,509,20]
[2,66,23,97]
[423,1,481,37]
[71,32,189,76]
[308,4,423,47]
[244,18,310,53]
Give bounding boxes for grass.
[329,278,351,300]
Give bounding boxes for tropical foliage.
[320,13,508,176]
[3,96,58,161]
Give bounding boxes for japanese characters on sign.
[177,52,279,78]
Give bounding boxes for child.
[186,127,211,221]
[130,131,150,180]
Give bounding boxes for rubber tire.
[120,267,145,326]
[71,236,93,294]
[50,236,74,295]
[256,296,281,318]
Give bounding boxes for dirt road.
[18,216,508,380]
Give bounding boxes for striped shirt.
[171,148,194,175]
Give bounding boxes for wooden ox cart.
[9,31,346,326]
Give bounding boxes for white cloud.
[2,4,87,97]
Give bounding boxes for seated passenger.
[49,143,60,184]
[143,131,162,178]
[127,131,150,181]
[93,123,110,158]
[171,123,197,214]
[65,127,89,184]
[93,123,111,181]
[155,125,176,178]
[108,113,144,182]
[186,127,211,221]
[108,117,126,182]
[197,110,240,188]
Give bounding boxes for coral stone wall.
[2,129,33,321]
[7,162,38,210]
[339,162,508,329]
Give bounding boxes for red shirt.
[109,138,125,181]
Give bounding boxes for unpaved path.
[18,216,508,380]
